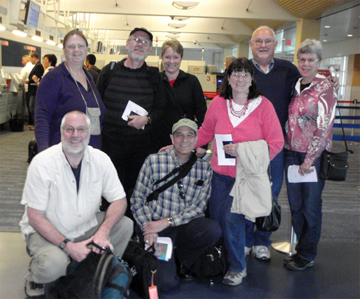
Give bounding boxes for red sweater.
[196,95,284,178]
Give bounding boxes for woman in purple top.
[35,30,105,152]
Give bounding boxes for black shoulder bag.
[320,105,353,181]
[146,151,198,202]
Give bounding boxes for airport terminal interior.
[0,0,359,298]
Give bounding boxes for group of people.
[20,25,337,298]
[20,52,57,130]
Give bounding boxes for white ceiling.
[7,0,360,51]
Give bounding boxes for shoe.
[245,246,251,257]
[24,273,45,297]
[252,245,271,260]
[28,125,34,131]
[286,255,314,271]
[222,268,247,286]
[283,254,298,265]
[177,264,194,281]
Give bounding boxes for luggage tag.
[148,270,158,299]
[86,107,101,135]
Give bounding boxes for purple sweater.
[35,62,106,152]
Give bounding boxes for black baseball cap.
[129,27,153,42]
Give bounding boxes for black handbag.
[255,150,281,232]
[320,106,353,181]
[190,238,229,282]
[256,191,281,232]
[122,240,158,299]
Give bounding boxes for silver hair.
[297,39,323,61]
[252,26,276,40]
[60,111,91,130]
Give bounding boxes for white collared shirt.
[20,143,125,241]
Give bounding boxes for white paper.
[215,134,236,166]
[287,165,318,183]
[121,100,148,130]
[145,237,173,261]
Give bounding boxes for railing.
[333,100,359,142]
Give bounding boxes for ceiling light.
[0,25,5,31]
[347,34,353,37]
[172,1,199,10]
[165,34,181,39]
[46,40,56,45]
[323,40,327,42]
[324,26,330,28]
[32,36,43,42]
[58,43,63,48]
[168,22,187,29]
[173,16,190,22]
[12,30,27,37]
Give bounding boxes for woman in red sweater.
[195,58,284,286]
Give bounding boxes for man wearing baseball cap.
[96,27,166,218]
[130,118,221,292]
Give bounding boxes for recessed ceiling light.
[46,40,56,45]
[0,24,5,31]
[12,30,27,37]
[324,26,330,28]
[172,1,199,10]
[323,40,327,42]
[58,43,63,48]
[347,34,353,37]
[32,36,43,42]
[168,22,187,29]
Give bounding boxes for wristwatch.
[59,239,70,250]
[147,115,152,125]
[168,217,174,227]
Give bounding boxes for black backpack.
[47,245,132,299]
[27,140,38,163]
[9,113,24,132]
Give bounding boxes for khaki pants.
[26,213,133,283]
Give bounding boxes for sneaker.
[283,253,298,265]
[222,268,247,286]
[24,273,45,297]
[286,255,314,271]
[245,246,252,257]
[28,125,34,131]
[252,245,271,260]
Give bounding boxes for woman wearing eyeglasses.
[283,39,337,271]
[195,58,284,285]
[35,29,105,153]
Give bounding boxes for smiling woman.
[34,29,105,153]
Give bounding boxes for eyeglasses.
[177,180,185,200]
[297,58,319,64]
[63,126,88,134]
[231,72,251,78]
[130,37,151,46]
[253,39,275,46]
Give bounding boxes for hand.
[65,236,93,262]
[32,75,39,82]
[128,115,148,130]
[158,145,173,152]
[143,232,159,248]
[223,143,238,157]
[298,162,314,176]
[196,147,207,158]
[143,219,170,235]
[92,230,113,254]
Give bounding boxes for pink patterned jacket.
[284,74,337,166]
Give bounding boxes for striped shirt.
[130,148,213,228]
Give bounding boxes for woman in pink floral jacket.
[284,39,337,271]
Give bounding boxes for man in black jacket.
[85,54,101,84]
[26,52,44,129]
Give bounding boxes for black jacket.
[28,61,44,95]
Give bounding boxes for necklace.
[229,98,249,118]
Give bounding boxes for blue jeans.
[209,172,246,272]
[245,149,284,247]
[284,149,325,261]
